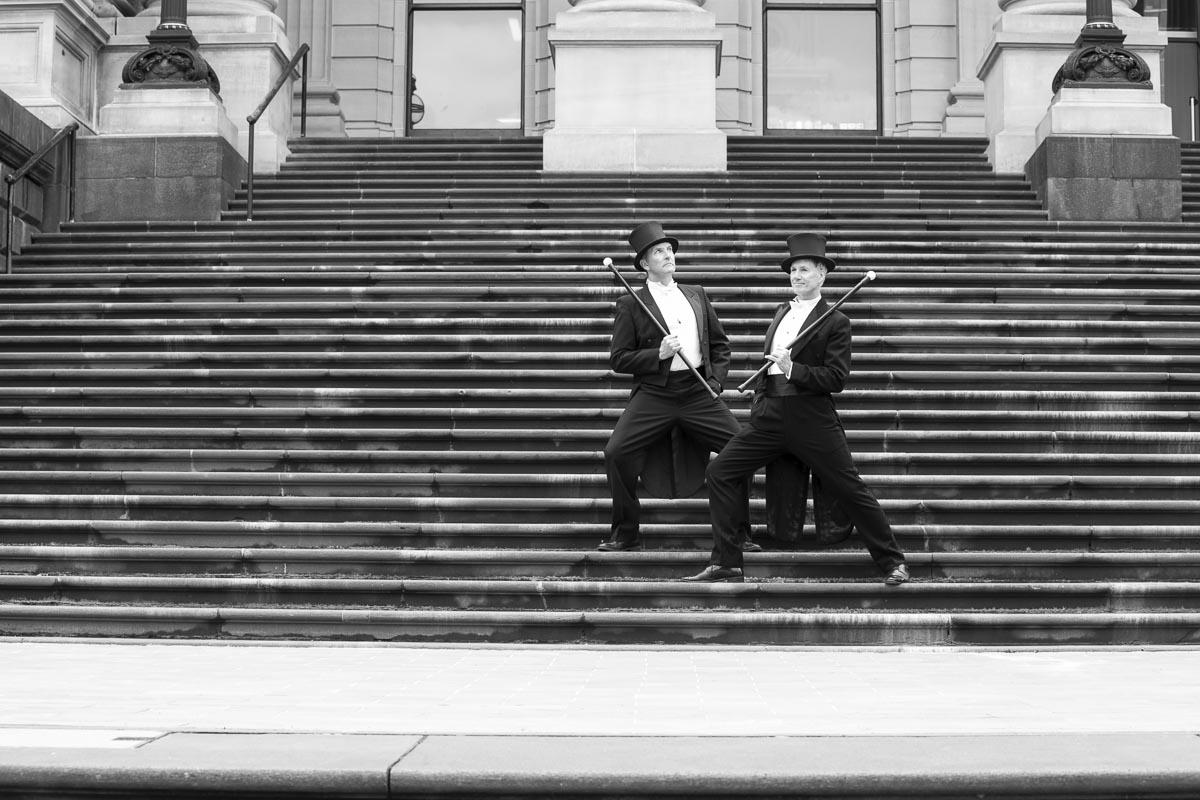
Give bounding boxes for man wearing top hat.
[684,232,909,585]
[599,221,751,552]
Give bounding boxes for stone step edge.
[0,494,1195,511]
[0,605,1197,647]
[5,546,1197,564]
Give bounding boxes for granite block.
[79,137,158,180]
[1026,135,1183,221]
[76,134,245,222]
[1112,137,1180,180]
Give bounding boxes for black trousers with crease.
[604,372,745,544]
[706,392,905,572]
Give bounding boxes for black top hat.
[781,232,837,273]
[628,221,679,270]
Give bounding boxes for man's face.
[641,241,676,283]
[789,259,826,300]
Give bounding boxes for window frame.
[405,1,527,135]
[762,1,884,135]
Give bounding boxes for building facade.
[0,0,1196,172]
[279,1,1198,143]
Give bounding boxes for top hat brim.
[780,254,836,273]
[633,236,680,269]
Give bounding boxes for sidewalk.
[2,640,1200,797]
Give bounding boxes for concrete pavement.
[2,640,1200,797]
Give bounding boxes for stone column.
[978,0,1165,173]
[1025,0,1179,220]
[279,0,344,136]
[942,0,999,136]
[0,0,110,131]
[141,0,279,18]
[543,0,726,171]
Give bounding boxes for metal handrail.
[246,42,309,221]
[4,122,79,275]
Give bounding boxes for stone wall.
[0,88,60,263]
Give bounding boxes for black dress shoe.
[740,539,763,553]
[885,563,910,586]
[682,565,744,583]
[597,540,642,552]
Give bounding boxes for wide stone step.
[726,135,990,150]
[3,316,1198,340]
[240,174,1033,190]
[0,367,1194,392]
[4,271,1200,301]
[0,282,1193,304]
[2,405,1197,433]
[272,160,995,174]
[2,468,1196,501]
[6,573,1200,614]
[1,518,1194,551]
[2,334,1199,359]
[0,386,1193,412]
[2,298,1197,323]
[60,212,1198,228]
[0,603,1196,646]
[28,228,1200,255]
[7,546,1200,582]
[221,192,1045,208]
[2,348,1198,370]
[0,444,1193,472]
[203,207,1039,225]
[0,493,1195,526]
[277,159,542,171]
[16,253,1195,275]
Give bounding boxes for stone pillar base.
[296,85,346,138]
[979,9,1166,174]
[99,86,239,146]
[942,85,986,137]
[544,128,726,172]
[76,134,246,222]
[544,5,725,172]
[98,12,293,172]
[1025,135,1181,221]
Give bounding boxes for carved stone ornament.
[121,42,222,94]
[1052,42,1152,92]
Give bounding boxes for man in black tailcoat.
[684,233,909,585]
[599,221,752,552]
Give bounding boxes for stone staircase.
[1,135,1199,645]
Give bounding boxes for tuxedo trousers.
[604,372,746,544]
[706,393,905,572]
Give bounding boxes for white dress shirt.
[646,280,703,372]
[768,296,821,377]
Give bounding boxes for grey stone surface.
[3,732,1200,798]
[1112,137,1181,180]
[79,137,157,180]
[0,88,56,234]
[0,733,419,797]
[391,734,1200,796]
[1026,135,1182,222]
[76,135,246,222]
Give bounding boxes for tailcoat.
[604,283,746,543]
[704,297,905,571]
